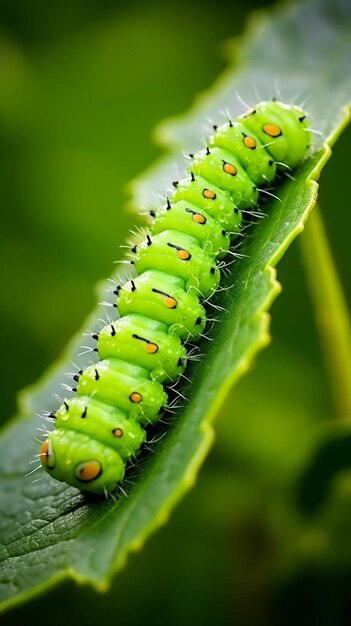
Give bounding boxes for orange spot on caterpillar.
[243,135,256,149]
[185,207,207,224]
[202,188,216,199]
[130,392,142,403]
[223,162,237,176]
[112,428,123,438]
[164,296,177,309]
[193,213,206,224]
[152,287,177,308]
[263,123,282,138]
[133,333,159,353]
[77,461,101,482]
[40,440,49,464]
[146,342,158,354]
[40,439,55,469]
[177,249,191,260]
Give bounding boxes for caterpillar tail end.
[40,430,125,494]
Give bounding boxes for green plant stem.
[300,206,351,419]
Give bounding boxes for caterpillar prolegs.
[40,100,311,494]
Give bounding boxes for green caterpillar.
[40,100,311,495]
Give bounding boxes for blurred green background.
[0,0,350,624]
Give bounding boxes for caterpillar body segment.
[55,397,145,462]
[192,147,260,208]
[40,101,311,494]
[97,314,187,382]
[151,201,231,258]
[208,123,278,184]
[77,359,167,425]
[117,270,207,340]
[134,230,221,297]
[172,176,242,232]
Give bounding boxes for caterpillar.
[39,100,311,495]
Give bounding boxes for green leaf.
[0,0,350,612]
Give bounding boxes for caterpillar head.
[40,429,125,494]
[240,100,311,169]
